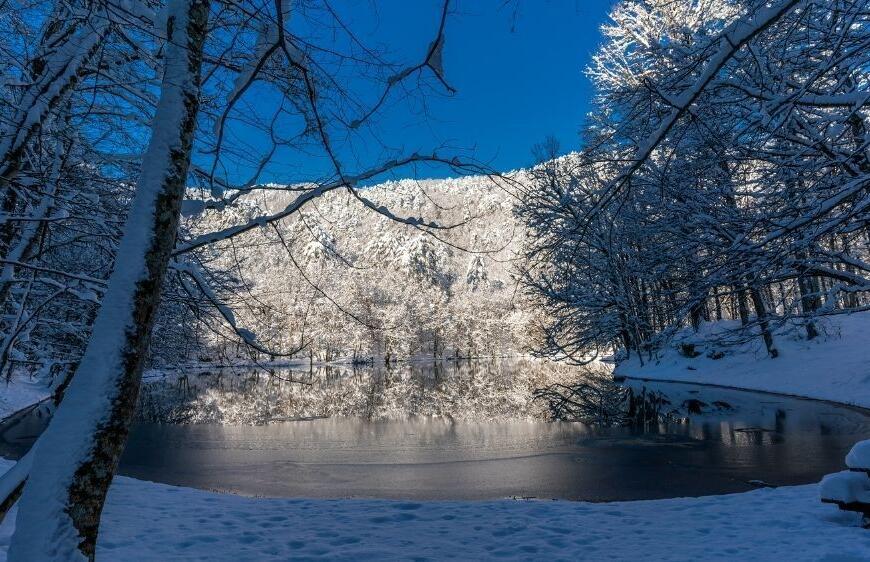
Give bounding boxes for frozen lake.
[2,360,869,501]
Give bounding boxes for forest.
[516,0,870,365]
[0,0,868,560]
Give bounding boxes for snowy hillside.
[615,312,870,408]
[184,175,535,362]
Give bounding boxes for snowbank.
[615,312,870,409]
[848,440,870,470]
[0,459,867,561]
[0,375,49,421]
[820,471,870,505]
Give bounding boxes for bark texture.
[7,1,208,559]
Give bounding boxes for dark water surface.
[2,361,868,501]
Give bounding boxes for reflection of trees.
[137,360,585,424]
[533,374,673,426]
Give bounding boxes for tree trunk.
[689,293,708,331]
[797,273,820,339]
[712,286,723,321]
[8,2,208,559]
[0,448,32,524]
[0,357,79,526]
[750,287,778,358]
[736,285,750,326]
[841,236,860,309]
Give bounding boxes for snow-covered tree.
[518,0,870,364]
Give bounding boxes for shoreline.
[2,459,865,561]
[618,374,870,414]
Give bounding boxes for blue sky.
[213,0,614,185]
[356,0,613,173]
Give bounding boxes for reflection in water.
[120,391,869,500]
[2,360,869,501]
[533,374,676,426]
[137,359,583,424]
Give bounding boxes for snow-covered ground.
[0,459,866,561]
[0,374,49,421]
[616,312,870,409]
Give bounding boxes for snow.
[176,174,530,363]
[0,450,30,508]
[615,312,870,409]
[0,14,109,170]
[7,0,204,558]
[0,459,867,561]
[820,471,870,505]
[847,440,870,471]
[592,0,806,216]
[0,375,49,421]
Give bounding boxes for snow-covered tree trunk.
[7,1,208,559]
[749,287,778,358]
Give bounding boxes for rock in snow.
[820,471,870,505]
[847,440,870,472]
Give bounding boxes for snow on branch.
[586,0,807,219]
[174,153,487,255]
[174,260,305,358]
